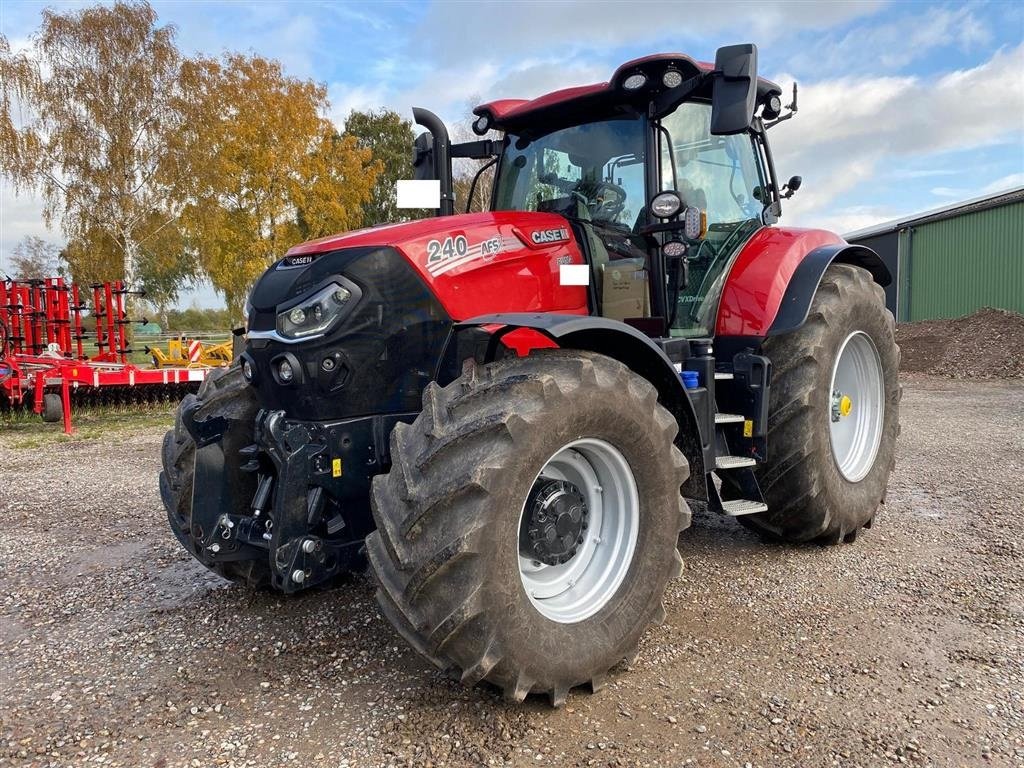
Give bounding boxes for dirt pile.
[897,307,1024,379]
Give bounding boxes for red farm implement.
[0,277,220,433]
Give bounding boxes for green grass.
[0,402,175,448]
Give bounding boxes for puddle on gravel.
[0,613,30,645]
[144,557,238,612]
[58,539,149,584]
[904,487,947,518]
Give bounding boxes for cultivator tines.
[1,276,225,432]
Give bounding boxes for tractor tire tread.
[739,263,900,544]
[367,349,690,705]
[159,364,270,588]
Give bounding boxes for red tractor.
[161,45,899,705]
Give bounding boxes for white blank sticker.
[396,179,440,209]
[560,264,590,285]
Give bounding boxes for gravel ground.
[1,376,1022,768]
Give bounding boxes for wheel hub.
[831,391,854,422]
[829,331,884,482]
[519,479,588,566]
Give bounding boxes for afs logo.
[530,227,570,245]
[480,236,502,260]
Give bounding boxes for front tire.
[159,364,271,587]
[742,263,900,543]
[366,351,690,705]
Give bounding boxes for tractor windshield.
[492,105,767,338]
[493,115,647,232]
[660,102,765,337]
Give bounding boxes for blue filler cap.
[681,370,699,389]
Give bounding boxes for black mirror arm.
[450,139,502,160]
[639,219,689,237]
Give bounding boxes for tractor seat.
[678,180,708,210]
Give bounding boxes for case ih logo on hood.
[280,253,318,268]
[530,227,570,245]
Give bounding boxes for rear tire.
[366,350,691,705]
[741,264,900,543]
[159,364,270,587]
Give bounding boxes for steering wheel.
[584,180,627,221]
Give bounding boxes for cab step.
[715,455,757,470]
[714,412,744,424]
[714,372,733,380]
[721,499,768,516]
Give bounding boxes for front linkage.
[182,402,367,592]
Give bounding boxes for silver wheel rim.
[829,331,884,482]
[518,438,639,624]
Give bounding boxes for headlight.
[650,190,683,219]
[276,283,353,340]
[662,69,683,88]
[622,72,647,90]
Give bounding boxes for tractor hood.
[275,211,590,321]
[241,211,589,423]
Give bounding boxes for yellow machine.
[146,336,232,369]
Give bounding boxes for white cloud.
[983,172,1024,193]
[397,56,612,127]
[328,83,392,128]
[888,168,959,180]
[390,60,504,124]
[823,205,909,236]
[930,186,970,199]
[0,183,62,274]
[152,2,321,78]
[415,1,883,60]
[772,44,1024,227]
[788,6,992,75]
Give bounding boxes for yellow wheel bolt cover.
[839,394,853,417]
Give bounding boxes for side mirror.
[710,43,758,136]
[782,175,802,199]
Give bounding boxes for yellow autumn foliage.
[171,54,380,314]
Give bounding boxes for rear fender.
[716,227,890,338]
[452,313,708,501]
[767,244,891,335]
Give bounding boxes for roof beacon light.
[622,72,647,91]
[662,69,683,89]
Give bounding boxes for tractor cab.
[415,45,791,339]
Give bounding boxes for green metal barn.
[845,187,1023,322]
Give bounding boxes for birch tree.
[0,2,185,291]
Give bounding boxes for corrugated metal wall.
[903,199,1023,321]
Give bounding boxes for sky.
[1,0,1022,308]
